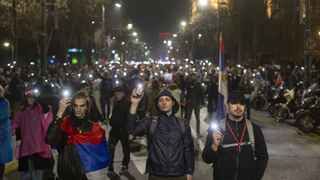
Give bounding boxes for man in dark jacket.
[9,73,25,118]
[127,89,194,180]
[202,91,269,180]
[185,73,204,137]
[45,91,110,180]
[228,68,241,93]
[79,82,103,123]
[107,87,131,175]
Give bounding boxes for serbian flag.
[61,117,111,180]
[47,4,59,29]
[216,33,228,121]
[292,0,303,24]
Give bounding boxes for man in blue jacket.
[127,89,194,180]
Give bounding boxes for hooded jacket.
[127,89,195,176]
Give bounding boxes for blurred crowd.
[0,61,318,121]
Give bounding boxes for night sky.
[122,0,190,57]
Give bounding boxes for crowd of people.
[1,60,313,179]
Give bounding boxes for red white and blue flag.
[292,0,303,24]
[216,33,228,121]
[61,118,111,180]
[47,4,59,29]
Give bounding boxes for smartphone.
[135,84,143,98]
[210,123,225,135]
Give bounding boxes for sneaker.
[119,166,128,175]
[197,132,202,138]
[107,170,116,176]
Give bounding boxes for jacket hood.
[155,89,179,115]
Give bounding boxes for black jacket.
[185,80,204,105]
[109,96,131,130]
[126,89,195,176]
[9,78,25,101]
[202,115,269,180]
[45,114,93,180]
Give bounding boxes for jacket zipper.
[235,121,239,180]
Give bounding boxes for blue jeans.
[19,155,43,180]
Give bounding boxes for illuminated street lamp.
[115,3,121,8]
[4,42,14,62]
[199,0,208,6]
[132,32,137,36]
[181,21,187,26]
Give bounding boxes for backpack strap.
[149,116,158,141]
[176,117,185,138]
[149,116,185,140]
[246,119,255,151]
[219,119,255,151]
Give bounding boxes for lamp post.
[4,42,14,62]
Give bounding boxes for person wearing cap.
[202,90,269,180]
[127,89,194,180]
[107,86,131,175]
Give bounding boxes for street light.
[133,32,137,36]
[181,21,187,26]
[3,42,14,62]
[199,0,208,6]
[115,3,121,8]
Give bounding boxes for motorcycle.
[294,83,319,119]
[273,82,304,121]
[267,82,288,117]
[252,82,276,110]
[295,83,320,133]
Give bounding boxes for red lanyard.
[226,120,247,152]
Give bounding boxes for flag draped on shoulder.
[216,33,228,121]
[61,117,111,180]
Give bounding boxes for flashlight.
[210,123,225,134]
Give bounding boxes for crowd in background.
[0,60,317,179]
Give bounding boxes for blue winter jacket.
[126,89,195,176]
[0,97,13,164]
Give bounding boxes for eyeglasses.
[229,100,245,106]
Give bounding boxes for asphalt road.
[4,106,320,180]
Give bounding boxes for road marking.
[251,114,320,153]
[289,127,320,143]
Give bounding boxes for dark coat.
[228,75,241,93]
[202,116,269,180]
[185,80,204,106]
[206,82,218,113]
[109,96,131,130]
[126,89,195,176]
[9,78,25,101]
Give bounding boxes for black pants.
[149,174,186,180]
[185,103,201,133]
[0,163,4,180]
[108,128,130,171]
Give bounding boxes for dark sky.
[122,0,189,57]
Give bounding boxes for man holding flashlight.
[127,88,194,180]
[202,90,268,180]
